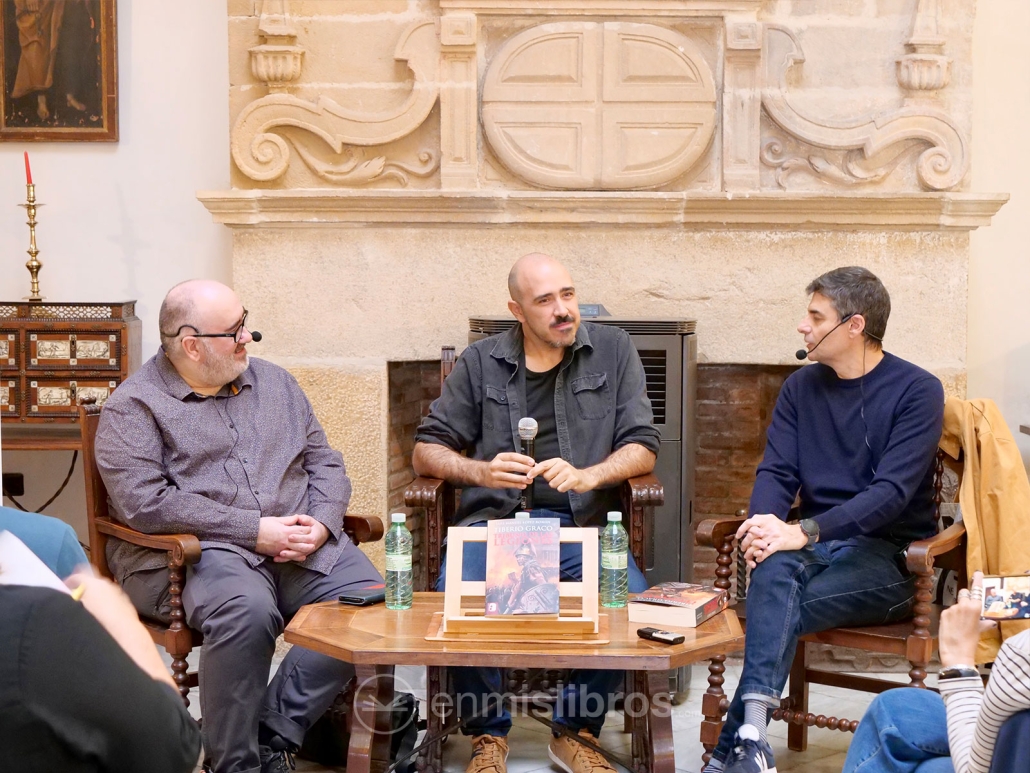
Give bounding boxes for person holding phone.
[842,571,1030,773]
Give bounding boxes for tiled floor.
[180,654,899,773]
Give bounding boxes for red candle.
[23,152,32,185]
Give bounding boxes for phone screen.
[981,575,1030,620]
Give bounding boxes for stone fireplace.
[201,0,1006,580]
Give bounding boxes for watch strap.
[939,665,980,681]
[799,518,820,546]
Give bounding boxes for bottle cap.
[515,511,530,519]
[391,513,406,524]
[607,511,622,522]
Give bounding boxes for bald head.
[507,253,569,304]
[159,280,240,353]
[506,253,580,351]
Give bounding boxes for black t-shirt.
[0,585,201,773]
[524,361,571,513]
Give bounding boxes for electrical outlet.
[2,472,25,498]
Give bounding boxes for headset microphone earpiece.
[249,331,263,342]
[795,313,855,361]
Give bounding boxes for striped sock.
[743,698,770,742]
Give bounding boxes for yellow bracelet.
[70,584,86,602]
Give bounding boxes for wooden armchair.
[79,403,385,707]
[695,446,966,760]
[404,347,664,707]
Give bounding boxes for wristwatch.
[939,665,980,681]
[799,518,820,547]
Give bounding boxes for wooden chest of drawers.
[0,301,141,425]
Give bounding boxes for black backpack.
[299,685,423,772]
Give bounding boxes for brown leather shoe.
[466,734,509,773]
[548,729,616,773]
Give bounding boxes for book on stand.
[484,518,561,616]
[628,582,728,628]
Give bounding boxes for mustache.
[551,315,574,327]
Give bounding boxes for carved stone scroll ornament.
[760,25,967,191]
[232,21,440,183]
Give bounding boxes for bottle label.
[601,552,627,570]
[386,555,412,572]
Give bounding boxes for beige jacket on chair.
[940,396,1030,662]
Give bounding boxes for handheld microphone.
[249,331,263,342]
[517,417,538,511]
[795,313,854,361]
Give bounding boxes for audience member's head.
[507,253,581,350]
[806,266,890,348]
[158,280,253,390]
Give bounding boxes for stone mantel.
[198,190,1007,231]
[212,0,1001,555]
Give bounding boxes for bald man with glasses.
[95,280,383,773]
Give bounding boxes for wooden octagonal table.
[286,592,742,773]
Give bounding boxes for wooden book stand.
[426,526,609,644]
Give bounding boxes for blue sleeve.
[814,375,944,541]
[54,525,89,578]
[749,377,801,518]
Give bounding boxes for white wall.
[3,1,1029,539]
[0,1,231,539]
[968,0,1030,464]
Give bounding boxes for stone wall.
[203,0,1005,568]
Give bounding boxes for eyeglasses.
[167,310,250,344]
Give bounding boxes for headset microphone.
[795,313,854,361]
[249,331,263,342]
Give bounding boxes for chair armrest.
[696,513,748,548]
[906,521,967,575]
[343,514,385,545]
[626,473,664,507]
[94,517,202,566]
[405,476,446,508]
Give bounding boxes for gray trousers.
[122,545,382,773]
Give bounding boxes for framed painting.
[0,0,117,141]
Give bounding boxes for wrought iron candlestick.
[19,183,44,302]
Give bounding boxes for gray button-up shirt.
[416,322,660,527]
[95,349,352,579]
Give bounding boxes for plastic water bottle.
[600,511,629,608]
[385,513,413,610]
[515,511,531,519]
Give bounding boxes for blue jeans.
[713,536,916,761]
[842,688,953,773]
[435,509,648,738]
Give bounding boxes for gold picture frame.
[0,0,118,142]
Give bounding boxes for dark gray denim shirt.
[415,322,660,527]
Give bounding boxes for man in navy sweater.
[707,267,945,773]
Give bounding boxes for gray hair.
[806,266,890,346]
[158,282,198,355]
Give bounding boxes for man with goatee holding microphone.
[414,253,660,773]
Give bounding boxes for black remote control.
[637,627,685,645]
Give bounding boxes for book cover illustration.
[484,518,561,616]
[628,582,728,628]
[633,582,727,609]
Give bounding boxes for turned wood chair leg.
[785,644,808,752]
[700,655,728,766]
[170,649,192,707]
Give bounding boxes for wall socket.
[2,473,25,498]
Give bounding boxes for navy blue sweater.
[749,352,945,544]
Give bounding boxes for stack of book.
[628,582,728,628]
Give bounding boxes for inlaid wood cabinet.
[0,301,141,424]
